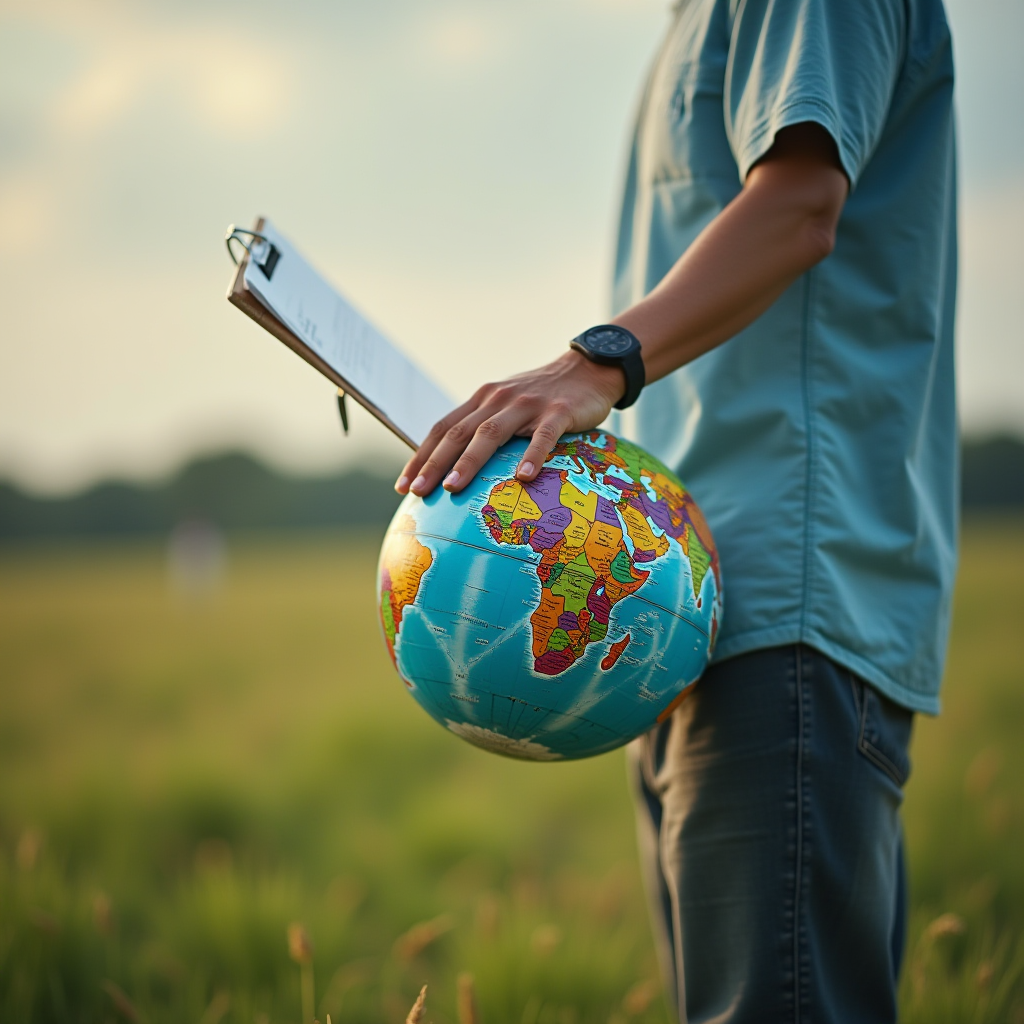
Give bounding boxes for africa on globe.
[377,431,722,761]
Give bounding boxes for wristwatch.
[569,325,646,409]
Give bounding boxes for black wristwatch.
[569,325,646,409]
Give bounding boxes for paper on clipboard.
[240,219,456,449]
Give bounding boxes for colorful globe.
[377,431,722,761]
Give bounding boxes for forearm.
[615,146,848,382]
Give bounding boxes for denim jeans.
[628,644,914,1024]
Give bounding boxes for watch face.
[586,328,634,356]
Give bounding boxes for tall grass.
[1,523,1022,1022]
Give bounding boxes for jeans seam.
[639,732,654,792]
[640,730,664,797]
[853,674,910,787]
[850,673,863,720]
[860,736,908,788]
[640,728,688,1019]
[793,647,806,1024]
[658,816,688,1021]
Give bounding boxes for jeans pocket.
[851,676,914,788]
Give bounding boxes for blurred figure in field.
[167,519,226,598]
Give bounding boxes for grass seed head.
[287,922,315,964]
[93,891,114,935]
[457,973,479,1024]
[16,828,43,870]
[530,923,562,956]
[198,990,231,1024]
[622,978,660,1016]
[28,906,60,936]
[976,960,995,990]
[925,912,966,941]
[194,838,233,875]
[394,914,455,960]
[102,979,140,1023]
[406,984,428,1024]
[475,892,501,939]
[964,747,1002,798]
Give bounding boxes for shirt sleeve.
[725,0,906,187]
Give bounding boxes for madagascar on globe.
[376,431,722,761]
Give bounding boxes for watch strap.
[614,346,645,410]
[569,325,646,410]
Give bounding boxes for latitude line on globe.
[417,566,532,672]
[400,528,710,639]
[409,677,617,738]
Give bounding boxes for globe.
[377,430,722,761]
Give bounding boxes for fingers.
[410,409,499,495]
[395,394,482,494]
[417,392,539,495]
[514,407,573,482]
[393,356,609,499]
[442,406,530,493]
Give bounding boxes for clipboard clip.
[337,389,349,436]
[225,225,280,280]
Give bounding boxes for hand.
[395,350,626,496]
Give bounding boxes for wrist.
[562,349,627,406]
[568,324,645,408]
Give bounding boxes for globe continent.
[377,431,722,761]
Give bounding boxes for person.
[396,0,957,1019]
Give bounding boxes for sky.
[1,0,1021,494]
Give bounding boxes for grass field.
[2,522,1022,1023]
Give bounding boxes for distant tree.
[961,436,1024,509]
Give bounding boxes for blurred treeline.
[0,454,403,541]
[2,435,1022,542]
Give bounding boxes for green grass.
[1,522,1022,1023]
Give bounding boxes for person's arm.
[396,122,847,497]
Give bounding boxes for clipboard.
[226,217,456,450]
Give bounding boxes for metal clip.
[337,389,349,436]
[226,225,280,279]
[225,225,267,265]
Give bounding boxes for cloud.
[50,51,139,134]
[31,12,295,141]
[0,173,57,255]
[192,53,293,136]
[419,12,497,69]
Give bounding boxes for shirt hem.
[709,624,941,716]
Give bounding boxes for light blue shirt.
[613,0,958,713]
